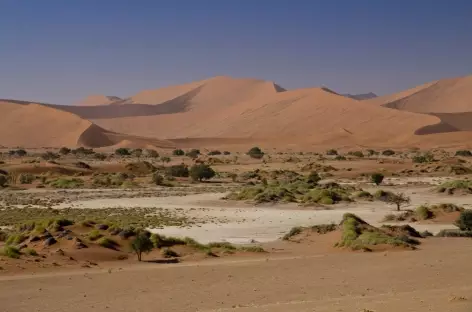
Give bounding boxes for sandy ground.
[50,182,469,243]
[1,238,471,312]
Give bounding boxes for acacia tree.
[387,192,410,211]
[130,233,153,261]
[371,173,384,186]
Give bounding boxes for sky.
[0,0,471,104]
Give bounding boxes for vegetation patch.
[49,178,84,189]
[437,180,472,195]
[0,246,21,259]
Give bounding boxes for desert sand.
[74,95,123,106]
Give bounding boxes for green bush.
[161,248,179,258]
[416,205,433,220]
[146,149,159,158]
[88,229,103,241]
[6,233,27,245]
[247,147,264,159]
[1,246,21,259]
[165,164,189,177]
[59,147,71,155]
[115,148,131,156]
[382,149,395,156]
[207,150,222,156]
[348,151,364,158]
[189,164,216,182]
[412,153,434,163]
[185,149,200,158]
[306,172,321,185]
[151,172,164,185]
[19,173,34,184]
[172,149,185,156]
[24,248,38,256]
[49,178,84,189]
[282,227,303,240]
[436,229,472,237]
[371,173,384,185]
[97,237,118,249]
[334,155,346,160]
[223,151,231,155]
[455,150,472,157]
[455,210,472,231]
[0,175,7,187]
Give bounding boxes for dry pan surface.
[0,238,471,312]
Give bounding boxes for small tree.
[166,164,189,177]
[59,147,71,155]
[247,147,264,159]
[386,192,410,211]
[371,173,384,185]
[172,149,185,156]
[130,233,153,261]
[189,164,216,182]
[455,210,472,231]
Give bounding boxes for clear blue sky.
[1,0,471,104]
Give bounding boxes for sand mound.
[75,95,123,106]
[0,101,175,149]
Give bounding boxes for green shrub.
[366,149,378,156]
[0,175,7,187]
[371,173,384,185]
[0,246,21,259]
[416,205,433,220]
[97,237,118,249]
[185,149,200,158]
[161,248,180,258]
[223,151,231,155]
[412,153,434,163]
[348,151,364,158]
[334,155,346,160]
[151,173,164,185]
[88,230,103,241]
[165,164,189,177]
[6,233,27,245]
[19,173,34,184]
[59,147,71,155]
[382,149,395,156]
[115,148,131,156]
[189,164,216,182]
[49,178,84,189]
[455,210,472,231]
[306,171,321,185]
[282,227,303,240]
[436,229,472,237]
[172,149,185,156]
[207,150,222,156]
[455,150,472,157]
[247,147,264,159]
[146,149,159,158]
[24,248,38,256]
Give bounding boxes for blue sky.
[1,0,471,104]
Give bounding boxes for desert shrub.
[412,153,434,163]
[150,234,186,248]
[151,172,164,186]
[282,227,303,240]
[72,147,94,155]
[160,156,171,164]
[382,149,395,156]
[87,230,103,241]
[0,175,8,187]
[132,149,143,158]
[165,164,189,177]
[0,246,21,259]
[146,149,159,158]
[421,230,433,237]
[207,150,222,156]
[189,164,216,182]
[172,149,185,156]
[161,248,179,258]
[6,233,27,245]
[19,173,34,184]
[41,151,59,161]
[382,213,397,222]
[94,153,107,161]
[371,173,384,185]
[326,149,338,156]
[75,161,91,169]
[115,148,131,156]
[348,151,364,158]
[306,171,321,185]
[334,155,346,160]
[185,149,200,158]
[24,248,38,256]
[385,192,410,211]
[366,149,378,156]
[415,205,433,220]
[436,229,472,237]
[455,150,472,157]
[247,147,264,159]
[131,233,154,261]
[455,210,472,231]
[223,151,231,155]
[353,190,373,200]
[49,178,84,189]
[59,147,71,155]
[97,237,118,249]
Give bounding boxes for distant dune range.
[1,75,472,149]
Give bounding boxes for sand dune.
[93,86,442,149]
[367,75,472,113]
[75,95,123,106]
[0,101,174,149]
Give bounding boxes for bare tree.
[387,192,410,211]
